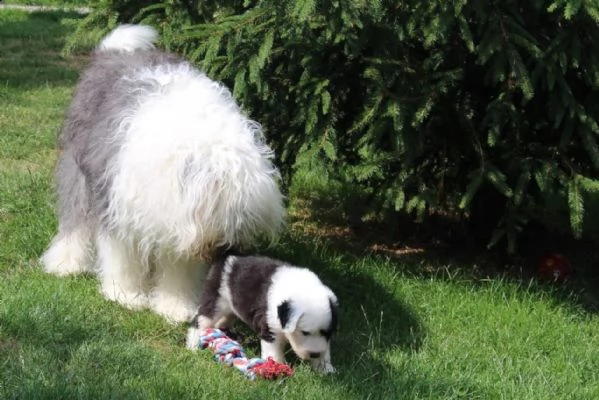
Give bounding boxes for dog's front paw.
[101,285,148,310]
[149,292,197,323]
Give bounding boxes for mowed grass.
[1,8,599,400]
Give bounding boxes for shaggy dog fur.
[186,254,338,373]
[40,25,285,323]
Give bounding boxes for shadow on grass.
[256,234,490,399]
[266,237,428,398]
[272,236,423,342]
[0,303,96,382]
[289,172,599,316]
[0,9,86,90]
[0,323,176,400]
[0,274,183,399]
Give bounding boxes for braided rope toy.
[194,328,294,380]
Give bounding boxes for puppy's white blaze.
[97,24,158,53]
[104,65,284,262]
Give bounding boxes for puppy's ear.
[278,300,302,332]
[329,297,339,333]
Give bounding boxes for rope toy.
[194,328,294,380]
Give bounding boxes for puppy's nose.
[309,352,321,359]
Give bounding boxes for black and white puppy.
[186,254,338,373]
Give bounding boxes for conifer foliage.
[71,0,599,251]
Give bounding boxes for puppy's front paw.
[185,327,202,349]
[321,363,337,374]
[260,339,286,364]
[312,359,336,374]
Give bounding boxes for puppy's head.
[277,293,338,361]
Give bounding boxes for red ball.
[536,253,573,283]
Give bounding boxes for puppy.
[40,25,284,323]
[186,254,338,373]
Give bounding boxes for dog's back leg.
[41,151,94,276]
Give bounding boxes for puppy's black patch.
[226,256,281,342]
[325,298,339,340]
[277,300,291,330]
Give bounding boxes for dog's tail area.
[97,25,158,53]
[177,131,286,257]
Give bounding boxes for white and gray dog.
[40,25,285,323]
[186,254,339,373]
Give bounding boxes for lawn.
[1,8,599,400]
[1,0,91,7]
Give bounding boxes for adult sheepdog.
[40,25,285,323]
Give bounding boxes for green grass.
[1,8,599,400]
[2,0,91,7]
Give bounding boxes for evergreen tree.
[69,0,599,252]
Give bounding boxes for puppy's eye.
[301,330,310,336]
[320,329,332,339]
